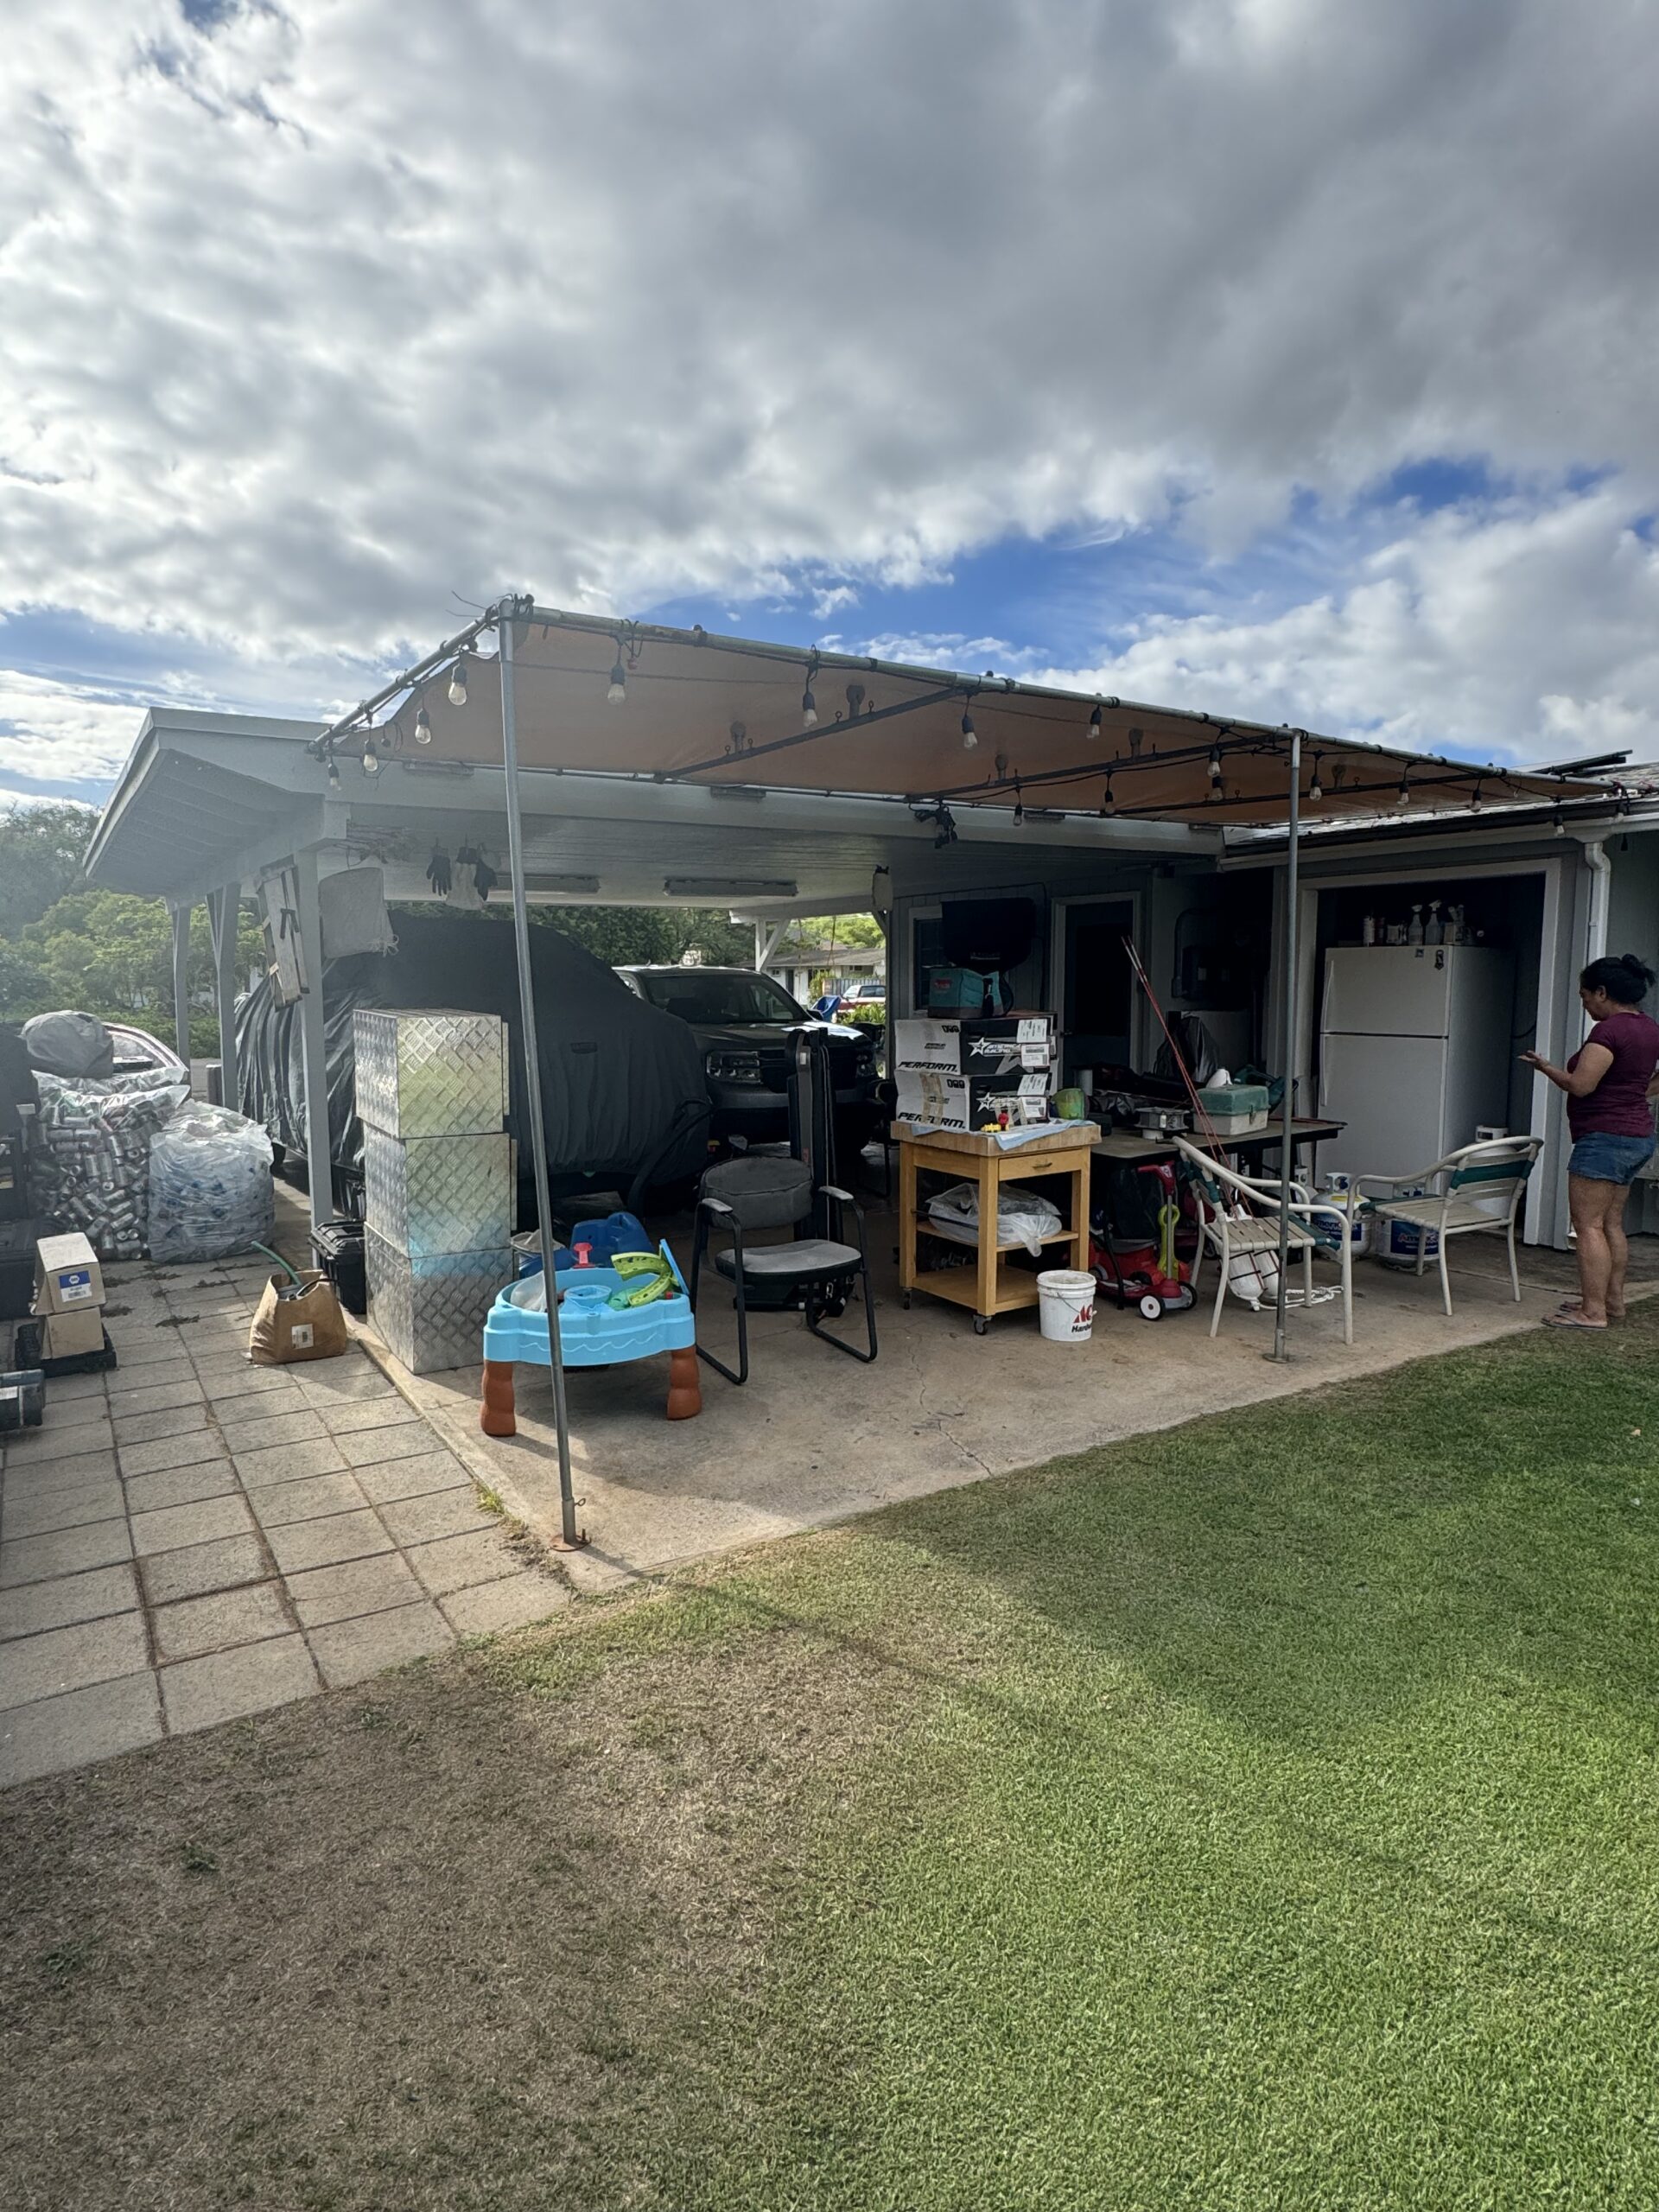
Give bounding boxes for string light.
[1208,746,1222,786]
[607,652,627,705]
[326,753,341,790]
[1099,772,1115,817]
[1088,703,1103,741]
[361,736,381,775]
[1013,783,1026,827]
[447,654,469,707]
[1554,804,1567,837]
[1470,779,1484,814]
[801,683,817,728]
[1393,771,1410,811]
[961,705,978,751]
[414,704,433,745]
[1307,753,1324,803]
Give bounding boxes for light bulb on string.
[1208,747,1222,787]
[1013,784,1026,827]
[1307,754,1324,804]
[1089,703,1103,741]
[361,737,380,776]
[1099,773,1115,818]
[961,706,977,751]
[1554,805,1567,837]
[1393,772,1410,811]
[607,656,627,706]
[1469,780,1483,814]
[448,655,469,707]
[801,684,817,728]
[326,753,341,790]
[414,705,433,745]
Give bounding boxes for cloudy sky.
[3,0,1657,807]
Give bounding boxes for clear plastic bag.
[33,1070,189,1260]
[926,1179,1062,1256]
[147,1103,275,1263]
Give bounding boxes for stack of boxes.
[893,1014,1058,1132]
[32,1230,108,1362]
[356,1010,514,1376]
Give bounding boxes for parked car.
[838,980,887,1013]
[615,964,880,1155]
[106,1023,188,1077]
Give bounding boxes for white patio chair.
[1174,1136,1355,1344]
[1355,1136,1541,1316]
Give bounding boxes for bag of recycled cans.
[147,1103,275,1264]
[32,1070,189,1261]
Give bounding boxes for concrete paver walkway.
[0,1253,566,1789]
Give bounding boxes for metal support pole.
[1270,730,1302,1363]
[291,849,334,1235]
[207,885,240,1109]
[169,901,193,1068]
[498,604,582,1548]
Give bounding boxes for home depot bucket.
[1037,1268,1096,1343]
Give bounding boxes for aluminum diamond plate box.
[353,1009,507,1140]
[365,1227,512,1375]
[363,1128,511,1257]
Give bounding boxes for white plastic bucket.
[1037,1268,1096,1342]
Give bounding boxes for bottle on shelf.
[1361,912,1376,946]
[1407,904,1424,945]
[1425,899,1443,946]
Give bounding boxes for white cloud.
[1040,492,1659,766]
[1,1,1657,781]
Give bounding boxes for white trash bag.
[926,1179,1062,1256]
[147,1103,275,1263]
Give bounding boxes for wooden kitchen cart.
[895,1121,1099,1334]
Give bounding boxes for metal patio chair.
[689,1154,878,1385]
[1356,1135,1541,1315]
[1174,1136,1356,1344]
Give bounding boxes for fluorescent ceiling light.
[664,876,798,899]
[521,873,601,895]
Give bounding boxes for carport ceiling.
[323,604,1608,828]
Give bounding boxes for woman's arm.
[1520,1041,1613,1098]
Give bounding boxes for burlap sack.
[247,1269,349,1365]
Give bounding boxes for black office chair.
[689,1155,878,1384]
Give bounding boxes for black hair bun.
[1618,953,1656,988]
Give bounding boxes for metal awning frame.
[287,592,1622,1482]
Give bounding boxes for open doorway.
[1062,899,1135,1084]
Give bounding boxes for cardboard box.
[41,1307,107,1360]
[893,1015,1056,1076]
[895,1070,1052,1131]
[34,1232,104,1315]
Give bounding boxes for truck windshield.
[637,971,811,1025]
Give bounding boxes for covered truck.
[237,912,710,1219]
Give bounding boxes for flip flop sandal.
[1544,1310,1608,1331]
[1557,1299,1625,1319]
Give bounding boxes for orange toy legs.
[667,1344,702,1421]
[480,1359,517,1437]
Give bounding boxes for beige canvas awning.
[324,604,1608,828]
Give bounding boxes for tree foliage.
[0,801,96,937]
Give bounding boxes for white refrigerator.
[1319,945,1515,1182]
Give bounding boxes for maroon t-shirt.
[1567,1010,1659,1140]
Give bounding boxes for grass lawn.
[5,1314,1659,2209]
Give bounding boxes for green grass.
[621,1315,1659,2209]
[7,1316,1659,2210]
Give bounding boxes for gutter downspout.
[1581,837,1611,971]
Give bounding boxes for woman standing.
[1522,952,1659,1331]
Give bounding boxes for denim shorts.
[1568,1133,1656,1184]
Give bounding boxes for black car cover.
[237,912,709,1209]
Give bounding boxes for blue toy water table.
[483,1242,695,1368]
